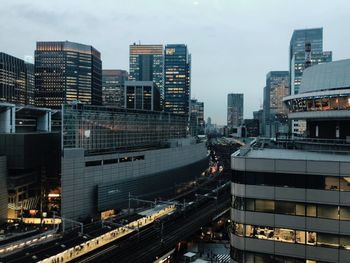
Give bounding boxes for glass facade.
[102,69,128,107]
[62,104,187,155]
[164,44,191,116]
[227,93,243,127]
[0,52,29,105]
[125,81,160,111]
[233,196,350,221]
[35,41,102,108]
[190,99,204,136]
[286,94,350,112]
[129,44,164,107]
[232,170,350,191]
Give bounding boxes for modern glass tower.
[289,28,332,96]
[190,99,204,136]
[0,52,31,105]
[227,93,244,128]
[263,71,289,137]
[35,41,102,108]
[289,28,332,135]
[164,44,191,115]
[129,44,163,107]
[102,69,128,107]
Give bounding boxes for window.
[275,201,295,215]
[318,205,339,220]
[307,204,316,217]
[234,223,244,236]
[296,203,305,216]
[340,177,350,191]
[307,231,317,245]
[274,228,295,243]
[340,206,350,220]
[296,231,306,244]
[255,200,274,213]
[340,236,350,250]
[245,199,255,211]
[85,160,102,167]
[317,233,339,248]
[325,177,339,190]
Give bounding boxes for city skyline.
[1,0,350,124]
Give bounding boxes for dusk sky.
[1,0,350,124]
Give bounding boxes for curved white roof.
[300,59,350,94]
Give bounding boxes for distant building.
[263,71,289,137]
[190,99,204,136]
[164,44,191,116]
[289,28,332,135]
[242,119,259,137]
[0,52,34,105]
[227,93,243,128]
[35,41,102,108]
[253,109,263,135]
[25,62,35,105]
[124,81,160,111]
[129,44,164,107]
[102,69,128,107]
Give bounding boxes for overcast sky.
[1,0,350,124]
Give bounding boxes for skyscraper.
[0,52,30,105]
[263,71,289,137]
[129,44,163,106]
[164,44,191,115]
[190,99,204,136]
[102,69,128,107]
[35,41,102,108]
[124,80,160,111]
[227,93,243,127]
[289,28,332,134]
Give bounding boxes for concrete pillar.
[37,110,52,132]
[0,104,15,133]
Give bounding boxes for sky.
[1,0,350,125]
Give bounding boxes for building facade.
[289,28,332,135]
[102,69,128,107]
[129,44,163,107]
[227,93,244,128]
[190,99,205,136]
[124,80,160,111]
[230,58,350,263]
[284,58,350,140]
[35,41,102,108]
[61,104,207,219]
[0,52,34,105]
[263,71,289,137]
[164,44,191,115]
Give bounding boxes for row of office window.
[232,170,350,191]
[85,155,144,167]
[232,222,350,250]
[230,247,321,263]
[232,196,350,221]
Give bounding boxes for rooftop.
[245,148,350,162]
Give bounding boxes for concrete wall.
[61,142,208,220]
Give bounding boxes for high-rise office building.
[227,93,243,127]
[124,81,160,111]
[164,44,191,115]
[190,99,204,136]
[263,71,289,137]
[0,52,32,105]
[35,41,102,108]
[129,44,163,106]
[289,28,332,135]
[102,69,128,107]
[25,62,35,105]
